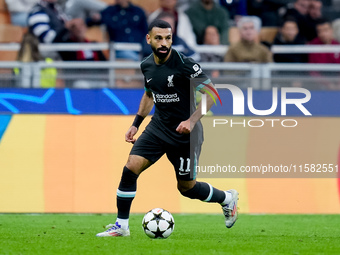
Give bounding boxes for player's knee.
[177,184,187,194]
[177,180,196,194]
[125,155,151,175]
[124,163,141,175]
[179,184,198,199]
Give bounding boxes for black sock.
[116,166,139,219]
[180,182,226,203]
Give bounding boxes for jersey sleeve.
[144,77,151,92]
[140,62,151,92]
[182,57,211,91]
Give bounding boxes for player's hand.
[176,119,193,134]
[125,126,138,144]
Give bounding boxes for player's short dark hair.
[148,19,172,32]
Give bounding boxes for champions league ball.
[142,208,175,239]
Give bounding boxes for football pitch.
[1,214,339,255]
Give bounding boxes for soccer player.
[96,20,239,237]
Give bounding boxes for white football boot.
[222,189,239,228]
[96,222,130,237]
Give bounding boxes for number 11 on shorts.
[179,157,191,174]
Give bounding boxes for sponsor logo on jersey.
[147,78,152,83]
[152,92,180,103]
[190,68,203,78]
[167,75,174,87]
[193,64,200,72]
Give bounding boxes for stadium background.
[0,0,339,216]
[0,89,339,215]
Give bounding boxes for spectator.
[247,0,293,26]
[281,0,310,41]
[203,25,220,45]
[305,0,323,41]
[333,18,340,42]
[15,32,58,88]
[185,0,230,45]
[148,0,197,48]
[308,0,322,20]
[87,0,148,61]
[308,19,340,64]
[59,18,107,61]
[59,18,108,88]
[200,26,223,78]
[308,19,340,89]
[5,0,39,27]
[142,12,199,61]
[28,0,71,44]
[246,0,262,17]
[219,0,247,22]
[273,18,307,63]
[224,16,272,63]
[176,0,196,12]
[65,0,107,20]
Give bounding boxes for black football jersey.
[140,49,211,145]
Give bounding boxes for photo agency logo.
[201,84,312,128]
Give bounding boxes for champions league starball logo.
[200,84,312,128]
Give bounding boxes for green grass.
[1,214,340,255]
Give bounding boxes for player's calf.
[96,166,138,237]
[180,182,239,228]
[179,181,226,203]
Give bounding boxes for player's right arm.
[125,91,154,144]
[136,90,154,118]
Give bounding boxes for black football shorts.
[130,129,201,181]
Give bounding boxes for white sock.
[221,191,232,206]
[116,218,129,230]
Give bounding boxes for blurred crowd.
[2,0,340,87]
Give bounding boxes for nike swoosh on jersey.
[147,78,152,83]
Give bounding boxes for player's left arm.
[176,83,218,134]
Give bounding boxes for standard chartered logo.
[152,92,180,103]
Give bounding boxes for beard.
[151,45,171,59]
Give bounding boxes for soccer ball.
[142,208,175,239]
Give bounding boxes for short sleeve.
[144,77,151,92]
[182,57,211,91]
[140,62,151,92]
